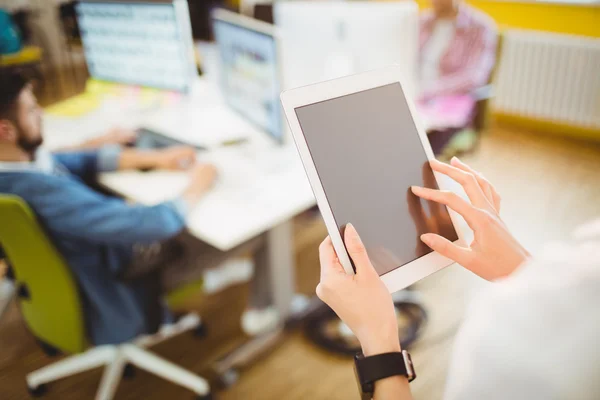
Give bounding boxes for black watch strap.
[355,350,416,390]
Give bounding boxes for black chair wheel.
[215,368,239,390]
[36,339,61,358]
[123,363,136,380]
[194,322,207,338]
[196,392,214,400]
[27,383,48,397]
[304,300,427,356]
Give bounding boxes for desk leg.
[264,220,295,320]
[212,220,297,385]
[251,219,317,322]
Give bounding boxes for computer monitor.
[76,0,197,92]
[274,1,419,96]
[212,9,284,143]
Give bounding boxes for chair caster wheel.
[28,383,48,397]
[123,363,136,379]
[196,393,214,400]
[194,322,207,338]
[215,368,239,390]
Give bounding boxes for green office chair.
[0,195,213,400]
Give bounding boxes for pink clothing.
[418,94,475,131]
[417,6,497,131]
[419,5,498,98]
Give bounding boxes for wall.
[414,0,600,38]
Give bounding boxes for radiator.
[495,29,600,129]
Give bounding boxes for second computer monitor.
[274,1,419,96]
[212,9,284,144]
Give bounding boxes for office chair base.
[122,363,136,380]
[26,313,211,400]
[194,322,208,338]
[214,368,240,390]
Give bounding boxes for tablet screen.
[295,83,458,276]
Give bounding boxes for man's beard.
[17,135,43,155]
[16,118,44,156]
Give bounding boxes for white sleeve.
[443,221,600,400]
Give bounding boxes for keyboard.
[134,128,206,151]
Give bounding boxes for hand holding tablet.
[412,158,531,281]
[317,226,399,357]
[316,157,530,354]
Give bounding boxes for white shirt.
[420,20,455,85]
[445,219,600,400]
[0,146,120,174]
[0,148,55,173]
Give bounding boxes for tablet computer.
[280,67,468,293]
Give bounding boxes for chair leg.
[122,344,210,396]
[25,315,209,398]
[95,350,126,400]
[27,346,117,389]
[134,313,200,349]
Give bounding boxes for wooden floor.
[1,123,599,399]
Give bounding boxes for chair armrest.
[471,84,494,101]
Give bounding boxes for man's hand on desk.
[181,164,218,207]
[152,146,197,170]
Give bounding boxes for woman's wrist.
[362,340,401,357]
[360,327,401,356]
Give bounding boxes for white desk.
[43,76,316,323]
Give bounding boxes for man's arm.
[58,127,137,151]
[53,145,197,178]
[30,175,189,246]
[26,163,216,247]
[116,147,196,171]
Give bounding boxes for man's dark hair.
[0,68,29,120]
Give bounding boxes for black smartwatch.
[354,350,416,400]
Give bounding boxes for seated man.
[0,70,274,345]
[417,0,497,154]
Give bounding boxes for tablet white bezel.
[280,67,469,293]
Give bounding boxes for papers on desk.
[190,148,313,250]
[100,171,190,206]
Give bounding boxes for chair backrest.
[473,31,504,133]
[0,195,87,354]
